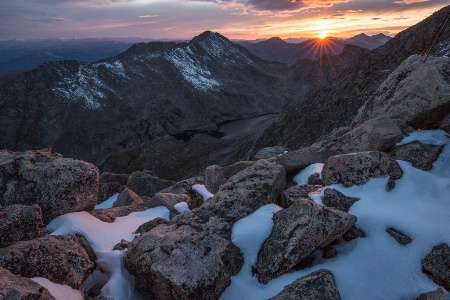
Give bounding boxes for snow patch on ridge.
[165,46,220,91]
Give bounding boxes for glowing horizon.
[0,1,448,40]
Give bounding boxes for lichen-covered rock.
[124,159,286,300]
[388,141,444,171]
[252,146,290,160]
[144,193,190,218]
[421,243,450,290]
[126,171,174,197]
[386,227,412,245]
[89,205,146,223]
[416,288,448,300]
[322,151,403,191]
[354,55,450,128]
[0,204,43,248]
[0,266,55,300]
[256,198,356,284]
[204,165,226,194]
[0,149,99,224]
[220,161,255,179]
[135,217,170,235]
[0,235,96,288]
[322,188,359,212]
[158,176,205,209]
[308,172,323,185]
[330,118,409,153]
[269,269,342,300]
[280,184,320,208]
[113,188,144,207]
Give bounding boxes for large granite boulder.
[252,146,290,160]
[124,159,286,300]
[279,184,320,208]
[89,205,146,223]
[388,141,444,171]
[99,172,129,185]
[126,171,175,197]
[204,165,226,194]
[112,188,144,207]
[421,243,450,291]
[322,151,403,191]
[0,266,55,300]
[159,176,205,210]
[0,234,96,288]
[354,55,450,128]
[270,269,342,300]
[256,198,356,284]
[0,204,43,248]
[330,118,409,153]
[0,149,99,224]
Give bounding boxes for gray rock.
[113,239,129,251]
[144,192,190,218]
[124,159,286,300]
[322,151,403,191]
[0,149,99,224]
[280,184,320,208]
[221,161,255,179]
[0,204,43,248]
[113,188,144,207]
[135,217,170,235]
[99,172,129,185]
[204,165,226,194]
[126,171,175,197]
[354,55,450,129]
[386,227,412,245]
[252,146,290,160]
[330,118,408,153]
[0,234,96,289]
[323,188,359,212]
[256,198,357,284]
[308,173,323,185]
[269,269,342,300]
[277,143,335,175]
[158,176,205,209]
[98,182,123,203]
[416,288,448,300]
[0,266,55,300]
[389,141,444,171]
[89,205,146,223]
[422,243,450,291]
[342,226,366,241]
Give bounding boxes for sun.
[318,31,328,40]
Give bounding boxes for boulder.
[421,243,450,290]
[269,269,342,300]
[308,173,323,185]
[256,198,357,284]
[277,143,335,175]
[126,171,175,197]
[330,118,409,153]
[342,226,366,241]
[386,227,412,245]
[204,165,226,194]
[322,188,359,212]
[0,234,96,289]
[354,55,450,129]
[388,141,444,171]
[98,182,123,203]
[145,192,190,217]
[280,184,320,208]
[416,288,448,300]
[135,217,170,235]
[99,172,129,185]
[0,204,43,248]
[124,159,286,300]
[322,151,403,191]
[0,149,99,224]
[158,176,205,209]
[252,146,290,160]
[89,205,146,223]
[220,161,255,179]
[113,188,144,207]
[0,266,55,300]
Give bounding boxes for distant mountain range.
[239,33,391,65]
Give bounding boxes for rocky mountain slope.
[0,31,298,167]
[241,5,450,157]
[344,33,391,50]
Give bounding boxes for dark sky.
[0,0,448,40]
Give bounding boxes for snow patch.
[192,184,214,201]
[31,277,83,300]
[174,202,191,214]
[95,193,119,209]
[292,163,324,184]
[396,129,449,146]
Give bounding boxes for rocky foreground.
[0,56,449,299]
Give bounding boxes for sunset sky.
[0,0,448,40]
